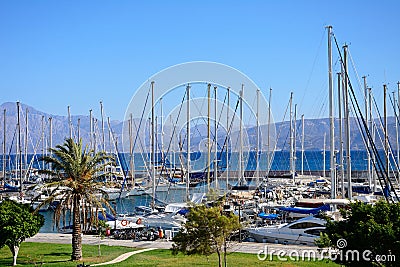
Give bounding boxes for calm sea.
[1,150,379,173]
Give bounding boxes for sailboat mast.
[207,83,211,192]
[49,117,52,174]
[398,81,400,168]
[170,115,175,169]
[294,104,297,178]
[2,109,6,185]
[323,133,326,178]
[256,88,260,185]
[327,25,336,199]
[24,108,28,171]
[239,84,244,185]
[68,105,72,140]
[301,114,304,176]
[226,87,230,190]
[289,92,294,183]
[369,88,376,192]
[160,98,164,170]
[364,76,372,189]
[343,44,352,200]
[89,109,93,151]
[151,81,156,209]
[384,84,389,180]
[77,118,80,141]
[130,113,135,187]
[393,91,398,183]
[214,86,218,190]
[267,88,272,172]
[186,84,190,201]
[100,101,105,152]
[17,102,22,193]
[337,72,345,197]
[41,115,45,170]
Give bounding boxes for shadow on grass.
[0,259,12,266]
[44,252,71,257]
[0,259,71,266]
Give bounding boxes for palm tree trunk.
[71,195,83,261]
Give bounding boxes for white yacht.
[246,216,326,246]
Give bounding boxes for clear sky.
[1,1,399,121]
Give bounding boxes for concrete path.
[27,233,320,255]
[90,248,156,266]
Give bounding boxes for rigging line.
[118,85,151,195]
[371,91,385,136]
[332,35,390,196]
[181,87,229,156]
[341,65,391,202]
[209,89,228,154]
[348,89,388,200]
[266,96,293,172]
[348,49,367,99]
[385,94,400,181]
[157,90,186,191]
[131,85,151,168]
[215,92,242,173]
[389,93,400,129]
[316,91,329,119]
[25,121,48,180]
[7,125,18,170]
[131,115,150,175]
[244,93,257,127]
[272,95,291,154]
[210,91,232,173]
[107,119,128,202]
[333,34,399,202]
[299,28,326,108]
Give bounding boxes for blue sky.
[1,1,399,121]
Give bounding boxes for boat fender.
[121,219,129,226]
[136,218,142,225]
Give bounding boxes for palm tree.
[37,138,116,261]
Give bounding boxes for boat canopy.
[279,204,330,215]
[258,212,279,220]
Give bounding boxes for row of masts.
[327,26,400,201]
[1,101,122,192]
[146,81,264,204]
[283,26,400,202]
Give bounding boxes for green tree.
[172,203,241,267]
[316,200,400,267]
[0,199,44,266]
[37,138,116,261]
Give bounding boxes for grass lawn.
[113,249,340,267]
[0,243,340,267]
[0,242,134,266]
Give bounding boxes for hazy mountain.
[0,102,395,154]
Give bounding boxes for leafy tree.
[316,200,400,267]
[172,203,241,267]
[0,199,44,266]
[37,138,116,261]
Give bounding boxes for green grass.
[113,249,340,267]
[0,242,134,266]
[0,243,340,267]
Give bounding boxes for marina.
[1,24,400,258]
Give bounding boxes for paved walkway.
[27,233,320,255]
[90,248,157,266]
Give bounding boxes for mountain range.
[0,102,396,154]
